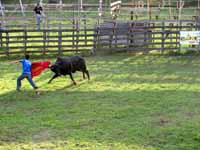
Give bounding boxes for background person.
[33,2,43,30]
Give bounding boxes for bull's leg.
[48,74,59,84]
[69,73,76,85]
[85,70,90,80]
[82,72,86,79]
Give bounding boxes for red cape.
[31,61,51,78]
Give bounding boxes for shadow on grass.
[0,88,200,150]
[1,53,200,149]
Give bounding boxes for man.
[11,54,38,92]
[33,2,43,30]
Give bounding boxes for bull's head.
[49,64,57,72]
[49,63,62,75]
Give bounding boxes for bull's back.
[55,57,72,75]
[70,56,87,71]
[55,55,87,73]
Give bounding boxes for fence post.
[0,30,2,47]
[109,30,112,51]
[130,11,133,20]
[169,23,173,45]
[84,15,87,46]
[72,18,75,49]
[47,17,50,48]
[76,19,79,53]
[5,30,9,56]
[197,20,200,51]
[144,21,148,53]
[24,29,27,55]
[178,20,182,53]
[175,23,178,51]
[174,23,178,49]
[58,25,62,55]
[129,21,134,50]
[109,22,114,52]
[151,22,155,44]
[92,25,97,55]
[43,30,46,56]
[126,22,130,51]
[114,22,117,49]
[161,21,165,54]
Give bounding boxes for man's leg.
[16,74,26,91]
[26,74,38,89]
[36,14,41,30]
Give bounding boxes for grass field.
[1,53,200,150]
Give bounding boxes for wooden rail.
[0,20,200,56]
[94,20,200,53]
[0,28,95,56]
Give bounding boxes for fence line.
[0,20,200,56]
[2,2,200,31]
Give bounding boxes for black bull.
[48,56,90,85]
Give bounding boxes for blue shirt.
[19,59,31,74]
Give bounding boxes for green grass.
[1,53,200,150]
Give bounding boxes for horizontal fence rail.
[0,20,200,56]
[0,28,95,55]
[94,20,200,53]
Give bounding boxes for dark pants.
[16,73,37,90]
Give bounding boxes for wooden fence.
[94,20,200,52]
[0,28,95,56]
[0,20,200,56]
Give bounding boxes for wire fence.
[1,2,200,30]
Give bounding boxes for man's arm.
[33,7,36,12]
[9,60,21,64]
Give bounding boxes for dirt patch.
[185,112,196,119]
[152,117,170,126]
[150,113,171,127]
[32,130,52,142]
